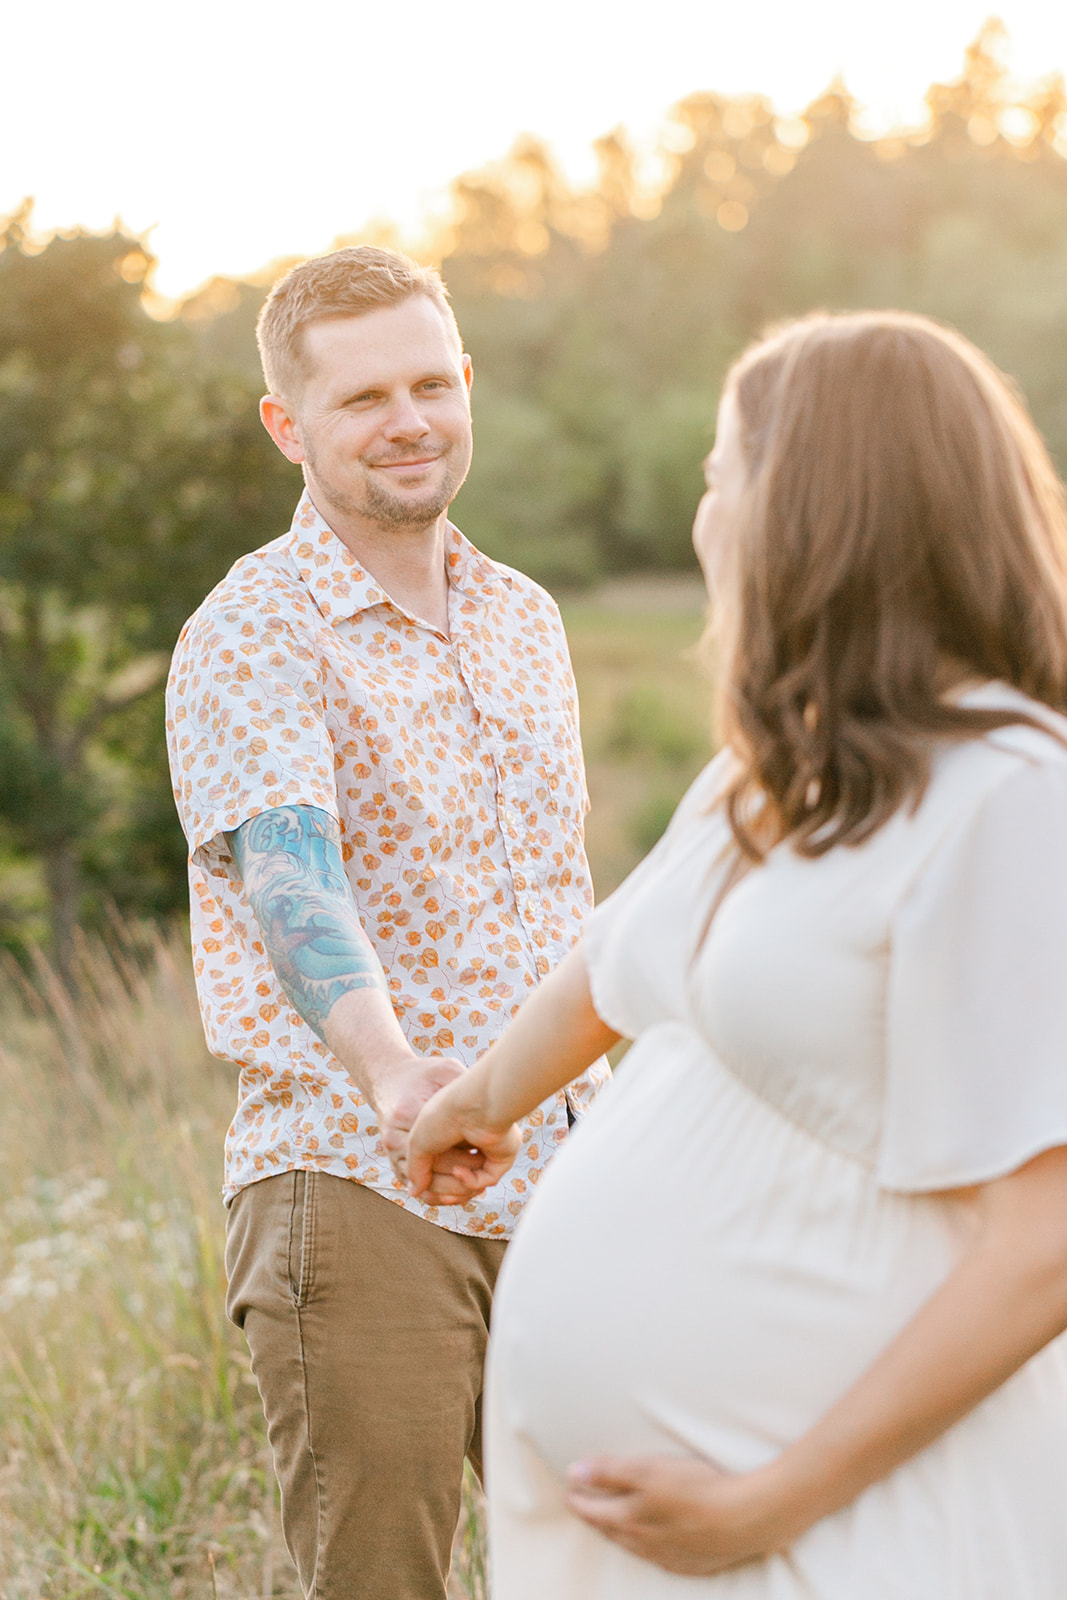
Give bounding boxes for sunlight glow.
[6,0,1067,299]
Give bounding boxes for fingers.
[422,1056,467,1092]
[430,1148,518,1199]
[411,1175,488,1204]
[409,1158,498,1204]
[391,1138,487,1178]
[398,1141,499,1203]
[562,1455,745,1577]
[381,1123,405,1154]
[401,1148,430,1195]
[431,1145,489,1176]
[393,1065,523,1199]
[379,1056,468,1137]
[564,1472,656,1565]
[567,1457,649,1496]
[564,1459,650,1532]
[568,1453,726,1497]
[420,1174,482,1203]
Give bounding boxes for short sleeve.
[880,754,1067,1191]
[582,751,732,1036]
[166,602,339,872]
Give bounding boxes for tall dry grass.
[0,929,487,1599]
[0,589,709,1597]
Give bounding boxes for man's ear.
[260,395,306,463]
[462,353,473,394]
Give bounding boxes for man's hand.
[404,1072,522,1203]
[376,1055,493,1202]
[563,1455,789,1576]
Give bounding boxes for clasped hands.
[378,1058,795,1576]
[377,1053,519,1205]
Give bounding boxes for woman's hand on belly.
[563,1145,1067,1575]
[563,1454,792,1576]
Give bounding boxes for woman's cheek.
[693,496,725,592]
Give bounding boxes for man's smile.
[368,450,446,474]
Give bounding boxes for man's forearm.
[227,805,415,1105]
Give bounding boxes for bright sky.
[7,0,1067,299]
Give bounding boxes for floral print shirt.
[166,493,607,1235]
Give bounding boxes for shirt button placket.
[488,723,544,972]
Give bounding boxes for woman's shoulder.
[916,681,1067,846]
[951,680,1067,776]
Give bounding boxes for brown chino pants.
[225,1171,507,1600]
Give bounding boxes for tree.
[0,208,293,974]
[11,25,1064,954]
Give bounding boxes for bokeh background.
[3,5,1067,1594]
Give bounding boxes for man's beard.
[306,439,471,531]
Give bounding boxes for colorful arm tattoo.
[227,805,386,1041]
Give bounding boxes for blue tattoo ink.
[228,805,386,1040]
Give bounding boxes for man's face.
[266,296,474,535]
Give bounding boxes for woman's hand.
[396,946,620,1204]
[378,1055,504,1202]
[403,1076,522,1204]
[567,1147,1067,1576]
[564,1454,792,1576]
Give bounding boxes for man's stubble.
[304,437,472,534]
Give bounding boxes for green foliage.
[607,683,707,767]
[412,31,1067,588]
[0,211,295,966]
[454,375,602,588]
[5,25,1067,948]
[0,934,279,1597]
[561,587,712,891]
[0,931,486,1597]
[4,33,1067,1579]
[630,787,688,856]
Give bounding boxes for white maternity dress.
[485,684,1067,1599]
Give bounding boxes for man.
[165,246,607,1599]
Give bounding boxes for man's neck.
[310,493,453,636]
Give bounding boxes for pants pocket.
[287,1169,317,1308]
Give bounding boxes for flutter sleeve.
[880,753,1067,1191]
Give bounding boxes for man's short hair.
[256,245,459,399]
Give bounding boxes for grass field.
[562,575,713,894]
[0,584,712,1600]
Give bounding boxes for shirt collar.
[445,520,512,604]
[284,491,510,625]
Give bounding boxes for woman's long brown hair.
[714,311,1067,860]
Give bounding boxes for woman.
[403,311,1067,1597]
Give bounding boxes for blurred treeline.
[3,23,1067,964]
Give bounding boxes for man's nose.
[382,392,432,441]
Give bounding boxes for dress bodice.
[584,683,1067,1189]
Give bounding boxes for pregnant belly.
[489,1024,967,1479]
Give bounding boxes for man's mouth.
[371,453,443,473]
